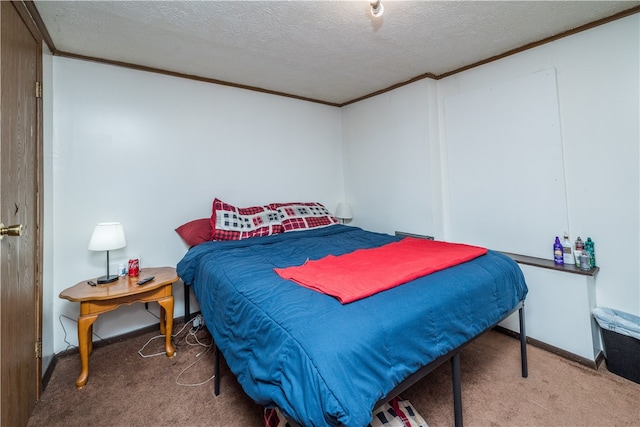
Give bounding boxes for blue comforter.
[177,225,527,427]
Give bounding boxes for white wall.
[437,14,639,315]
[343,15,639,316]
[341,79,439,236]
[443,68,570,258]
[50,57,343,354]
[41,43,54,371]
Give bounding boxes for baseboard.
[41,311,202,392]
[41,355,58,392]
[493,325,603,369]
[43,318,602,392]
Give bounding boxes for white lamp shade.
[88,222,127,251]
[335,202,353,220]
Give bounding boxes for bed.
[177,224,528,427]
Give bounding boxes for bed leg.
[451,353,463,427]
[519,305,528,378]
[214,342,220,396]
[184,282,191,323]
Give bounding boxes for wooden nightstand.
[59,266,178,388]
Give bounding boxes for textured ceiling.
[33,1,639,105]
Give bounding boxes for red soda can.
[128,258,140,277]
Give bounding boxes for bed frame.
[184,284,528,427]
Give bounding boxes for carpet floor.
[28,324,640,426]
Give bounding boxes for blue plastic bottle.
[553,236,564,265]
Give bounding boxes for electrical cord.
[175,342,216,387]
[59,314,76,353]
[61,311,214,388]
[144,304,160,321]
[137,315,211,357]
[136,314,215,387]
[143,306,212,353]
[58,314,106,356]
[137,318,194,358]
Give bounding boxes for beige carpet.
[28,325,640,426]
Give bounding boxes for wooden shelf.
[394,231,434,240]
[500,252,599,277]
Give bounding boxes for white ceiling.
[33,1,639,105]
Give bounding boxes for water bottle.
[553,236,564,265]
[574,237,584,265]
[579,250,591,270]
[562,232,574,265]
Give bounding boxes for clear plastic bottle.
[579,249,591,270]
[553,236,564,265]
[562,232,574,265]
[574,237,584,265]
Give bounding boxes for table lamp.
[335,202,353,224]
[88,222,127,284]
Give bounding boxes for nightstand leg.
[157,296,175,357]
[88,323,93,356]
[77,313,98,388]
[159,305,166,335]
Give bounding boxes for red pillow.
[269,202,338,232]
[210,198,283,241]
[175,218,212,247]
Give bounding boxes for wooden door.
[0,2,43,425]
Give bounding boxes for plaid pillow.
[210,198,283,241]
[368,397,428,427]
[269,202,339,232]
[263,407,292,427]
[263,398,427,427]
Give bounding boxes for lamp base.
[96,274,119,284]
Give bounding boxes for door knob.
[0,223,23,240]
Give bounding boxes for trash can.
[592,307,640,384]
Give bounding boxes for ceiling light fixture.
[370,0,384,17]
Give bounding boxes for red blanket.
[274,237,487,303]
